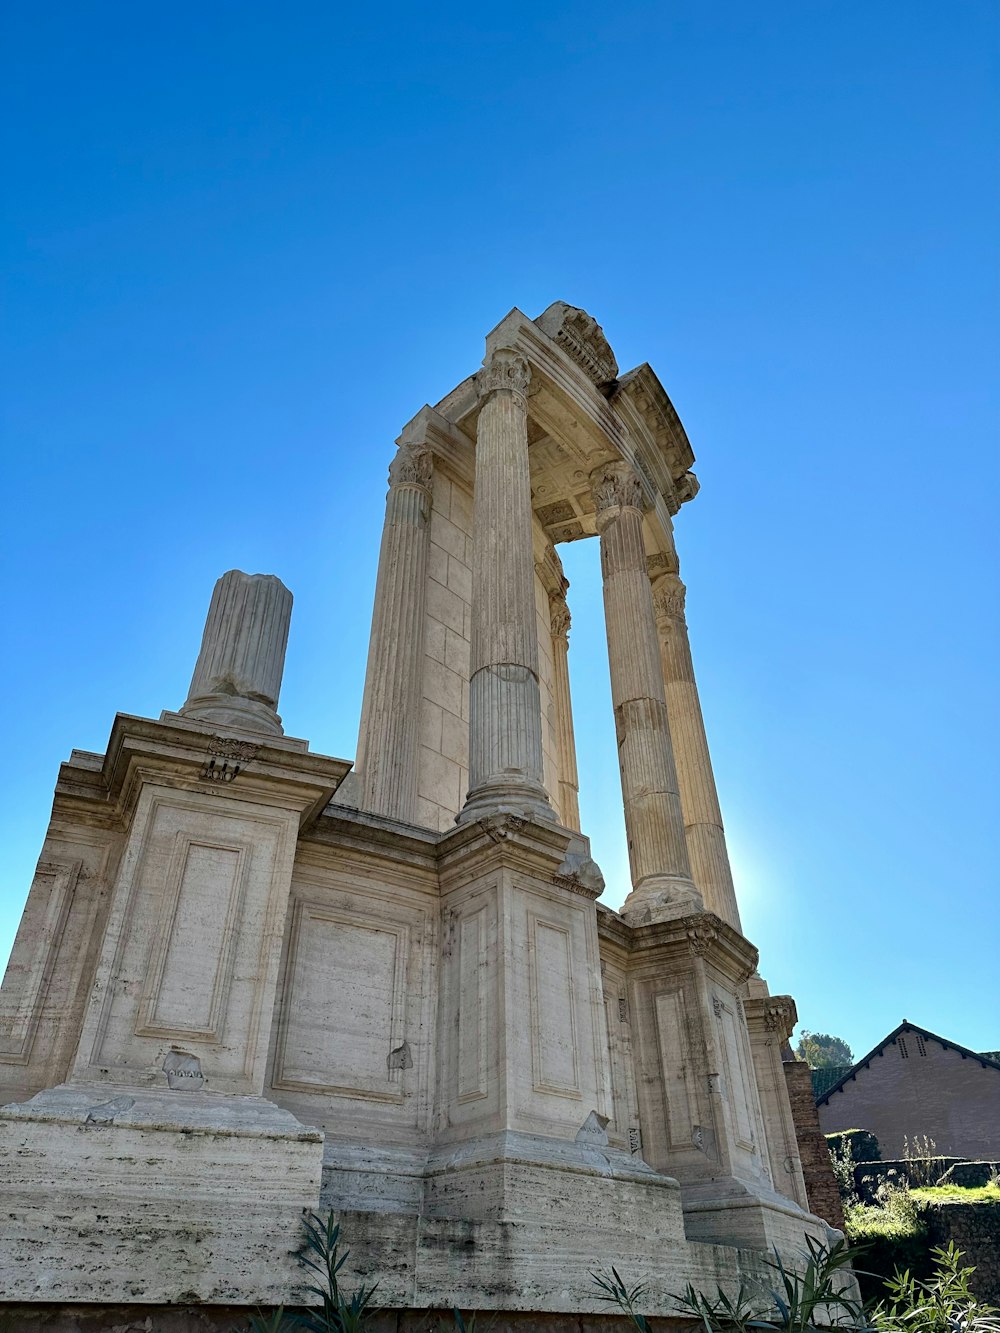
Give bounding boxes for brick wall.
[817,1035,1000,1159]
[783,1057,844,1229]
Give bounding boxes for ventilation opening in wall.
[916,1033,927,1057]
[899,1036,909,1059]
[558,537,631,912]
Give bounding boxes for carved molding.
[535,302,619,386]
[389,442,433,490]
[477,348,531,402]
[686,919,719,956]
[590,460,644,520]
[764,998,797,1038]
[480,814,528,843]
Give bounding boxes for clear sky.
[2,2,997,1063]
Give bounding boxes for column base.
[456,782,554,826]
[174,693,285,736]
[0,1082,323,1303]
[620,875,704,924]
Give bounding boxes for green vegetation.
[911,1182,1000,1204]
[796,1031,854,1069]
[868,1242,1000,1332]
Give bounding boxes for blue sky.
[2,2,997,1062]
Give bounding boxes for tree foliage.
[797,1030,854,1068]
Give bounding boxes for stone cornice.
[53,714,351,833]
[623,910,760,984]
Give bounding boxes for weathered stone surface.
[0,304,838,1318]
[179,569,292,737]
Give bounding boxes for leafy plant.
[243,1211,379,1333]
[672,1235,869,1331]
[292,1211,379,1332]
[591,1266,653,1330]
[249,1310,294,1333]
[868,1241,1000,1332]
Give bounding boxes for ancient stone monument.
[0,303,830,1327]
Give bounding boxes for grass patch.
[911,1181,1000,1204]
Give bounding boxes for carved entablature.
[612,364,697,496]
[590,460,645,519]
[477,348,531,403]
[534,301,619,387]
[388,442,433,490]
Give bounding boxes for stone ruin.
[0,303,838,1327]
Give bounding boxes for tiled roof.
[815,1022,1000,1106]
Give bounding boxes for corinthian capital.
[389,443,433,490]
[549,593,571,640]
[652,574,687,623]
[477,348,531,402]
[590,460,644,526]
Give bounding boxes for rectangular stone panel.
[457,905,488,1103]
[654,988,698,1149]
[529,916,579,1096]
[0,861,79,1062]
[137,840,246,1040]
[274,900,407,1102]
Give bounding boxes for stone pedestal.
[653,572,741,931]
[0,1084,322,1303]
[743,982,810,1211]
[627,911,825,1249]
[461,350,552,822]
[428,813,688,1259]
[591,462,701,923]
[0,673,350,1302]
[356,443,433,822]
[179,569,292,737]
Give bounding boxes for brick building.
[817,1021,1000,1160]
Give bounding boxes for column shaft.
[653,575,742,932]
[592,462,701,921]
[356,444,432,823]
[462,349,551,819]
[549,593,581,831]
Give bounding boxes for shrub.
[845,1182,928,1302]
[827,1130,881,1166]
[868,1240,1000,1332]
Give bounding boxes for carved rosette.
[590,460,645,532]
[388,442,433,491]
[476,348,531,405]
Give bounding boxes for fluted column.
[460,348,551,821]
[549,591,581,831]
[592,462,702,921]
[652,573,742,932]
[355,443,433,823]
[180,569,292,736]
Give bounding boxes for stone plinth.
[0,1084,322,1303]
[625,911,827,1250]
[179,569,292,737]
